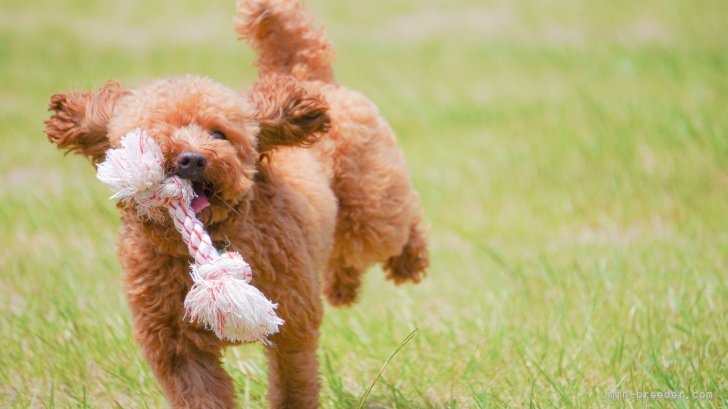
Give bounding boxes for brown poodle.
[44,0,428,407]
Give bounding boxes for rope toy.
[96,129,283,343]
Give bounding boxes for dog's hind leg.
[324,214,428,306]
[313,81,429,307]
[322,162,427,307]
[383,216,429,284]
[323,261,364,307]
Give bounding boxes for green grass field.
[1,0,726,407]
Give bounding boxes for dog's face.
[108,76,260,225]
[45,74,329,226]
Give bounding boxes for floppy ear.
[45,81,126,165]
[248,73,330,153]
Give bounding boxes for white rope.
[97,129,283,343]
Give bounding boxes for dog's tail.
[234,0,335,83]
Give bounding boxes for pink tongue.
[191,187,211,214]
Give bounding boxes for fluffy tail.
[235,0,335,83]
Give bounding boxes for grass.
[1,0,726,407]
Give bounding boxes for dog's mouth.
[191,181,213,215]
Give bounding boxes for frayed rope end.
[183,252,284,343]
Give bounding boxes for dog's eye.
[210,131,226,140]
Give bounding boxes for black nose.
[176,152,207,180]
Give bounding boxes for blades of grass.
[48,381,55,409]
[242,377,250,408]
[323,351,356,408]
[516,343,574,408]
[472,387,487,409]
[356,328,417,409]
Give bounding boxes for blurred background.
[1,0,726,407]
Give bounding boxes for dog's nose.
[176,152,207,180]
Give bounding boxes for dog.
[44,0,428,407]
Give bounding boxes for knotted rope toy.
[97,129,283,343]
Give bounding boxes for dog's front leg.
[265,331,321,409]
[257,271,324,409]
[121,244,235,409]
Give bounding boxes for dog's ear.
[248,73,330,153]
[45,81,127,165]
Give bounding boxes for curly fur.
[44,1,428,407]
[45,81,128,164]
[249,73,330,152]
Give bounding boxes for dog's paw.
[383,223,429,285]
[324,266,361,307]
